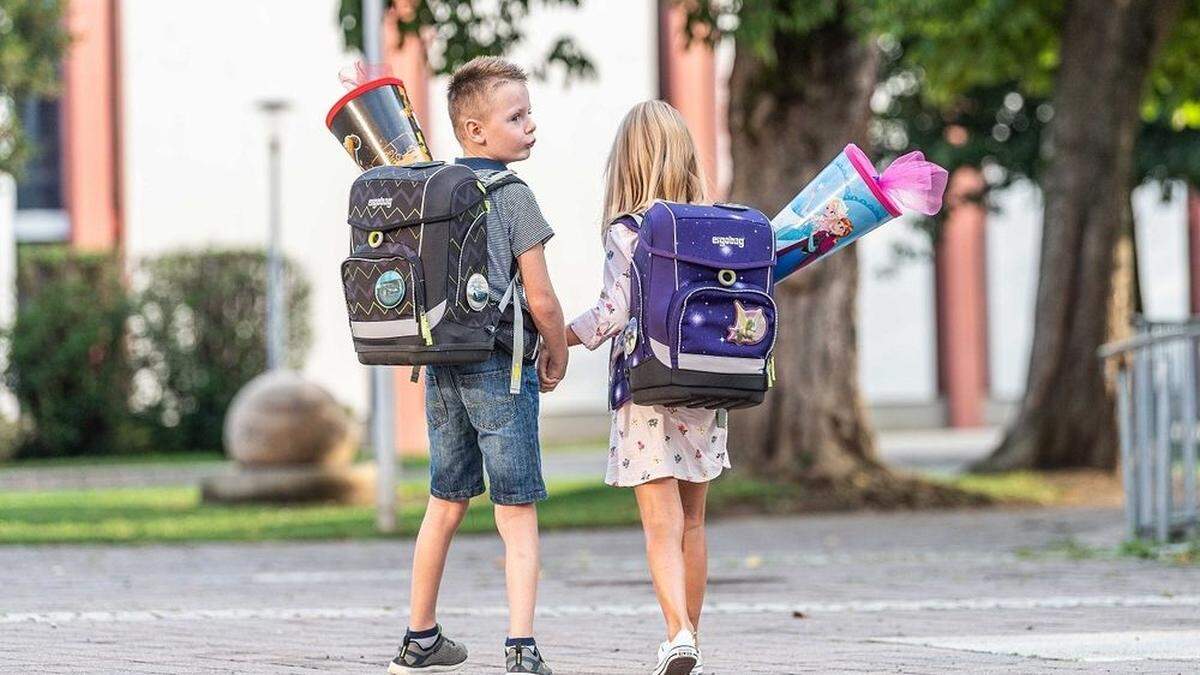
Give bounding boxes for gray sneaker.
[388,629,468,673]
[506,644,553,674]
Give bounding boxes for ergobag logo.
[368,197,393,208]
[712,235,744,248]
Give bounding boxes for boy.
[388,57,567,675]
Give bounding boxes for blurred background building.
[2,0,1196,451]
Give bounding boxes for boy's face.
[464,80,536,162]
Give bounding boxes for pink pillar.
[383,1,432,148]
[63,0,121,252]
[659,1,718,199]
[1188,184,1200,316]
[384,1,432,456]
[935,167,989,428]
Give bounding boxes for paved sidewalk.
[3,506,1198,673]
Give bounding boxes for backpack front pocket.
[667,285,776,373]
[341,250,429,344]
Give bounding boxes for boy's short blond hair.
[447,56,528,142]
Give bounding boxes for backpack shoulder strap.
[610,212,643,233]
[483,168,531,396]
[481,170,526,193]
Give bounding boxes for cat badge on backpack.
[610,201,778,411]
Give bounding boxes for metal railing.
[1099,318,1200,542]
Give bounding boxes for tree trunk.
[726,14,884,485]
[974,0,1183,472]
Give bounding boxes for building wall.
[118,0,658,419]
[120,0,375,413]
[0,175,16,421]
[112,0,1192,430]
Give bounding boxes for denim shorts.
[424,352,547,505]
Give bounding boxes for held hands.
[538,339,569,393]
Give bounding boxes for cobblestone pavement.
[3,506,1199,673]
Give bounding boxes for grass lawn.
[0,467,1109,546]
[0,475,819,545]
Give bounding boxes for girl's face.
[478,81,537,162]
[831,219,852,237]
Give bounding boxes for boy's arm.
[516,243,568,391]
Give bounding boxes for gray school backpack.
[339,161,532,391]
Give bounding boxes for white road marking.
[5,594,1200,625]
[874,629,1200,662]
[251,570,410,584]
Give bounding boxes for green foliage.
[681,1,852,63]
[874,0,1200,127]
[0,0,69,175]
[870,1,1061,105]
[338,0,595,80]
[132,250,313,454]
[2,247,145,458]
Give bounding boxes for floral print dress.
[569,223,731,487]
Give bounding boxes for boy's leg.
[677,480,710,633]
[410,366,486,631]
[408,495,470,631]
[494,502,540,637]
[464,356,548,640]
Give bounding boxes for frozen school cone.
[771,144,948,279]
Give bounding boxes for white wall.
[119,0,658,419]
[857,217,937,401]
[120,0,368,412]
[424,0,658,416]
[115,1,1194,425]
[0,174,17,421]
[986,179,1190,402]
[986,180,1042,401]
[1134,180,1189,321]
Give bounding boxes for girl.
[566,100,726,675]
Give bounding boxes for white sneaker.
[691,632,703,674]
[652,630,698,675]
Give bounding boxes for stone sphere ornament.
[203,371,372,505]
[223,370,359,466]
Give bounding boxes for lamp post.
[257,99,290,372]
[363,0,398,533]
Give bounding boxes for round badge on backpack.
[623,317,639,356]
[465,273,489,311]
[374,270,406,309]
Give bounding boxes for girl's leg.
[409,495,470,630]
[678,480,710,633]
[633,477,695,639]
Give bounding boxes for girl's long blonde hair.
[601,100,708,239]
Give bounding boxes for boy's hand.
[538,345,568,392]
[516,243,569,394]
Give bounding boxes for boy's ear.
[463,118,486,146]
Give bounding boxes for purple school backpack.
[609,201,777,410]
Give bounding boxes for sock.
[406,625,440,650]
[505,636,537,651]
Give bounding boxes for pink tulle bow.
[338,61,395,90]
[876,151,949,216]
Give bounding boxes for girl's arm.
[567,224,636,350]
